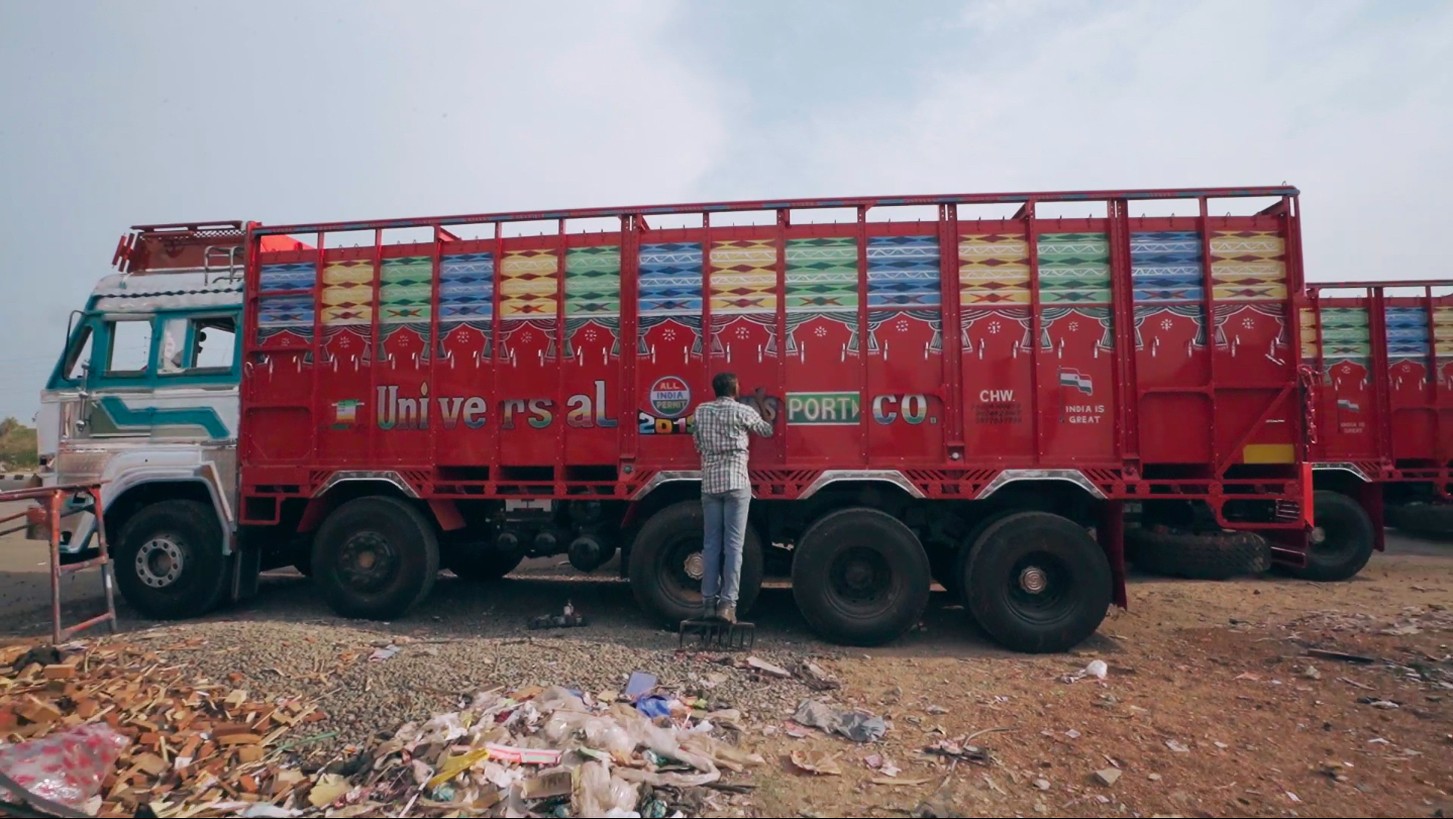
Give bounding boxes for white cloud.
[723,0,1453,281]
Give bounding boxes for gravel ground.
[147,618,817,756]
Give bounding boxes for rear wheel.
[312,496,439,620]
[114,500,229,620]
[940,508,1021,601]
[791,508,931,647]
[1126,527,1271,580]
[1280,490,1374,581]
[628,500,763,626]
[961,510,1111,654]
[1386,501,1453,540]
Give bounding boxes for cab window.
[60,324,93,383]
[104,318,153,377]
[160,315,236,374]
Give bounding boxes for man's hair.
[712,372,738,398]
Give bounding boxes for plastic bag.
[0,723,130,808]
[572,761,639,817]
[583,717,635,759]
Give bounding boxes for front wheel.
[791,508,931,647]
[1280,490,1374,582]
[312,496,440,620]
[961,510,1111,654]
[628,500,764,626]
[114,499,229,620]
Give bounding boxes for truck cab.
[35,222,297,619]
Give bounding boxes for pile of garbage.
[0,637,764,818]
[354,683,764,817]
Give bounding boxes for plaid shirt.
[691,397,773,494]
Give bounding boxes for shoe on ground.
[718,603,737,624]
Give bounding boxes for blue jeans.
[701,487,751,606]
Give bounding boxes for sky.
[0,0,1450,421]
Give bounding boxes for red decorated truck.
[1302,280,1453,542]
[35,186,1364,654]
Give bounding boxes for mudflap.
[1099,500,1128,609]
[1356,482,1385,552]
[229,534,263,603]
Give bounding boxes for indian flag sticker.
[332,399,361,429]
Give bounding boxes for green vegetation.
[0,418,38,469]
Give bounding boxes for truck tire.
[1386,502,1453,539]
[1280,490,1374,582]
[961,511,1111,654]
[629,500,763,626]
[447,547,524,582]
[311,496,440,620]
[940,508,1022,601]
[791,508,931,647]
[1125,527,1271,580]
[114,499,229,620]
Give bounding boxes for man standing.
[691,372,775,624]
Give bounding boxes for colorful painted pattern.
[257,262,315,340]
[1385,306,1430,361]
[710,239,777,315]
[438,252,494,323]
[565,246,621,316]
[1210,231,1286,301]
[866,235,940,309]
[498,248,559,318]
[1300,306,1369,360]
[1037,233,1111,304]
[1436,307,1453,357]
[786,237,857,312]
[321,259,375,327]
[379,256,432,328]
[958,234,1029,305]
[1130,231,1203,303]
[638,242,703,318]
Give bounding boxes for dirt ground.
[1,513,1450,817]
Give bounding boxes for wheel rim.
[825,545,895,618]
[1004,551,1071,625]
[658,534,704,608]
[338,530,399,593]
[136,535,185,589]
[1309,510,1355,565]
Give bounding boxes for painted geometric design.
[257,262,315,340]
[1130,231,1203,303]
[867,235,940,309]
[638,242,702,318]
[259,262,314,293]
[499,248,559,318]
[959,234,1029,306]
[438,252,494,322]
[1435,307,1453,356]
[710,238,777,315]
[565,246,621,317]
[1302,306,1370,360]
[1210,230,1286,301]
[1037,233,1111,304]
[1385,306,1430,361]
[786,237,857,313]
[379,256,432,327]
[321,259,375,326]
